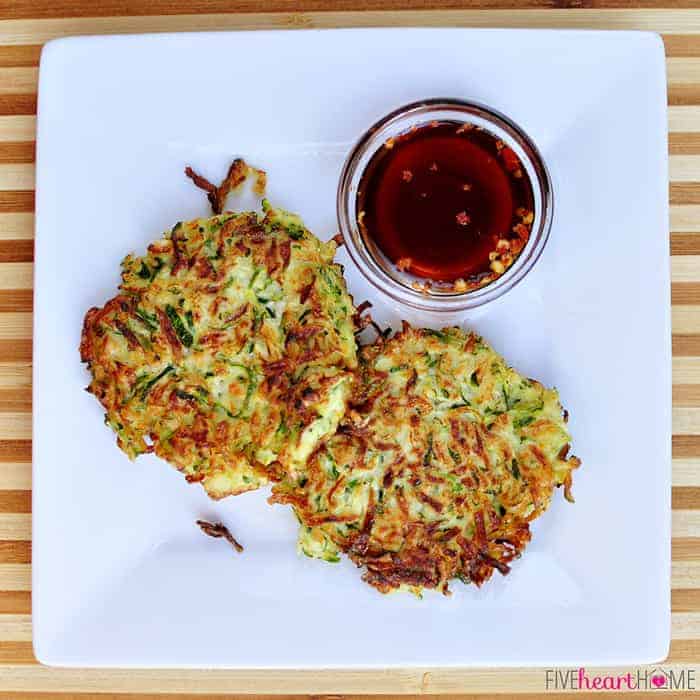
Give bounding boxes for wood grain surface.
[0,2,697,697]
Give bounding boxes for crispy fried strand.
[196,519,244,553]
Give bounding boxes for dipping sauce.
[356,121,534,291]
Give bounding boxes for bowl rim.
[336,97,554,313]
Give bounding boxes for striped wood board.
[0,4,698,697]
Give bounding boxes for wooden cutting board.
[0,3,698,697]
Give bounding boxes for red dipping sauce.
[356,121,534,288]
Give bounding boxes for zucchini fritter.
[271,323,580,594]
[80,204,358,498]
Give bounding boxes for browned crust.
[156,307,182,355]
[80,306,101,363]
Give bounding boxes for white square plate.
[33,28,670,668]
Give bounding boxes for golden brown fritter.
[271,323,580,594]
[80,203,358,498]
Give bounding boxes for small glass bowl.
[337,98,553,314]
